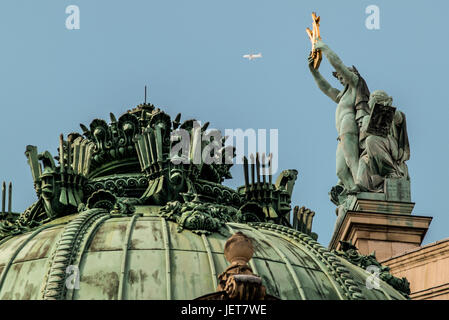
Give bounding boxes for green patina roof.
[0,208,405,300]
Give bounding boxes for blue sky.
[0,0,448,246]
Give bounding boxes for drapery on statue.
[306,14,370,195]
[356,90,410,192]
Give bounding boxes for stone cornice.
[382,237,449,270]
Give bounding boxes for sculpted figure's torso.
[335,86,358,136]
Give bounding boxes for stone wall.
[382,238,449,300]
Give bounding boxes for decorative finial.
[224,232,254,266]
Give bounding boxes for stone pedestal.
[329,179,432,262]
[349,177,414,213]
[329,210,432,262]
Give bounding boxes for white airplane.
[243,53,262,60]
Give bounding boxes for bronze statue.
[306,13,411,232]
[307,39,370,194]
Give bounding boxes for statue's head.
[332,72,346,86]
[368,90,393,110]
[332,66,360,86]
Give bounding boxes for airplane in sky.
[243,53,262,60]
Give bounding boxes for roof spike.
[201,122,210,132]
[262,153,266,184]
[243,156,249,192]
[268,153,273,185]
[256,153,261,184]
[79,124,92,139]
[173,113,181,129]
[8,182,12,213]
[1,181,5,214]
[250,154,255,186]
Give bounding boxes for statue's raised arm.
[314,39,358,88]
[307,52,340,103]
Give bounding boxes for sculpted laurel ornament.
[159,196,273,235]
[334,241,411,298]
[159,200,237,234]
